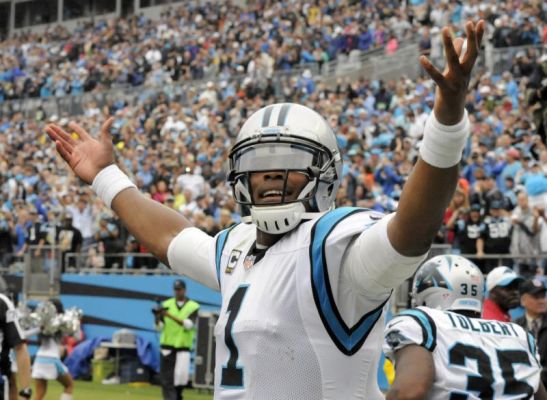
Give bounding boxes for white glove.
[182,319,194,330]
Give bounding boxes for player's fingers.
[46,125,75,152]
[420,56,445,88]
[464,20,485,72]
[461,22,478,71]
[47,124,77,145]
[68,121,92,141]
[442,27,461,71]
[55,140,72,164]
[476,20,485,47]
[100,117,114,144]
[453,37,464,60]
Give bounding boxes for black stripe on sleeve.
[416,308,437,352]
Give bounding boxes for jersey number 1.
[221,285,249,388]
[448,343,534,399]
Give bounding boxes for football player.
[47,21,484,399]
[383,255,547,400]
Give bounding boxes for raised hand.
[45,118,115,184]
[420,20,485,125]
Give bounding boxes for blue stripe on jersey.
[399,309,436,351]
[526,332,537,356]
[310,207,389,355]
[215,225,237,286]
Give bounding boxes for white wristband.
[419,109,470,168]
[91,164,137,208]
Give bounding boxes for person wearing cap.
[477,199,512,273]
[483,266,524,322]
[156,280,200,400]
[516,279,547,387]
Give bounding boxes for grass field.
[43,380,213,400]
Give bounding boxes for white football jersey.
[383,307,541,399]
[168,207,425,399]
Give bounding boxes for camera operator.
[154,280,199,400]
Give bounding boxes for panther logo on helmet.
[412,255,484,314]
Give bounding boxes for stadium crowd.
[0,1,546,276]
[0,0,545,102]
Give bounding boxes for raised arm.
[45,118,192,264]
[388,21,485,256]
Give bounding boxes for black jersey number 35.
[448,343,534,399]
[221,285,249,388]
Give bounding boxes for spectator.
[515,279,547,388]
[523,160,547,209]
[499,148,522,192]
[218,208,236,230]
[0,211,15,268]
[176,167,205,200]
[57,214,83,272]
[510,191,542,277]
[537,207,547,273]
[477,200,512,273]
[67,197,94,248]
[27,209,47,272]
[444,187,470,244]
[453,203,484,268]
[13,209,30,260]
[483,266,524,322]
[94,217,121,269]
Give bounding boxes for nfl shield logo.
[226,250,241,274]
[243,254,256,270]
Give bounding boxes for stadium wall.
[5,274,221,354]
[4,273,390,390]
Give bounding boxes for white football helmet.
[228,103,342,234]
[412,255,484,314]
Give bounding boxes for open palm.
[46,118,115,184]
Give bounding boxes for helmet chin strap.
[244,177,326,234]
[245,203,325,235]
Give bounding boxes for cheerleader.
[31,299,75,400]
